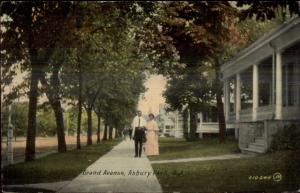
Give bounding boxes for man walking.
[122,128,127,140]
[128,127,133,140]
[132,110,146,158]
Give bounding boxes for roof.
[221,16,300,71]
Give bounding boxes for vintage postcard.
[1,1,300,193]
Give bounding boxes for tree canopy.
[1,1,299,157]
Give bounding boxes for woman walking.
[145,113,159,156]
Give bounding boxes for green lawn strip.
[3,139,121,185]
[148,137,239,161]
[152,150,300,192]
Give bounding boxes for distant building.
[183,105,236,139]
[173,110,185,138]
[158,103,235,139]
[157,104,187,138]
[157,104,176,136]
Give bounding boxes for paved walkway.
[58,140,162,193]
[3,140,255,192]
[4,181,70,192]
[150,154,254,164]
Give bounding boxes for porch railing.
[197,122,236,133]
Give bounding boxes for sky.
[137,74,167,116]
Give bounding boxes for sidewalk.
[58,139,162,193]
[150,154,254,164]
[3,181,70,192]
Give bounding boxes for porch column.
[174,111,179,138]
[236,73,241,121]
[224,79,230,121]
[275,51,283,119]
[199,112,203,139]
[187,108,190,133]
[199,112,203,123]
[296,64,300,107]
[252,64,259,121]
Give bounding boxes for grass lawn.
[152,150,300,192]
[3,139,121,185]
[148,137,239,161]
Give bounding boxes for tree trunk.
[0,64,2,151]
[114,126,119,138]
[97,114,101,143]
[52,101,67,152]
[76,61,82,149]
[108,125,113,140]
[215,65,226,143]
[216,87,226,143]
[103,124,108,141]
[40,65,67,152]
[189,105,198,141]
[51,65,66,152]
[25,64,40,161]
[114,122,119,139]
[183,108,189,140]
[41,65,67,152]
[86,107,93,146]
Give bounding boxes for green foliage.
[11,102,28,136]
[56,3,147,134]
[153,151,300,192]
[136,2,240,76]
[2,102,66,137]
[149,137,238,161]
[164,68,215,112]
[1,103,28,137]
[270,124,300,152]
[36,105,56,137]
[2,1,297,149]
[3,139,121,185]
[236,1,300,21]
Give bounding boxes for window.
[241,67,253,110]
[282,42,300,107]
[258,56,273,106]
[229,77,235,112]
[283,62,299,106]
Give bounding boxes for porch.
[196,112,236,138]
[221,17,300,153]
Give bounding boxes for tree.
[1,2,78,160]
[164,67,215,140]
[236,1,300,21]
[135,2,240,142]
[136,1,291,143]
[98,71,146,140]
[11,102,28,137]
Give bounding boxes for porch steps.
[241,147,265,155]
[254,137,265,145]
[241,137,266,154]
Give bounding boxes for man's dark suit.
[134,127,145,157]
[129,128,133,140]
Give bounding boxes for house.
[157,104,176,137]
[196,108,236,139]
[163,103,236,139]
[221,17,300,153]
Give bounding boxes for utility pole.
[7,104,14,164]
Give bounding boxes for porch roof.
[221,16,300,79]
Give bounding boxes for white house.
[221,17,300,153]
[196,109,236,139]
[157,104,176,136]
[172,104,236,139]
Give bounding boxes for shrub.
[270,124,300,152]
